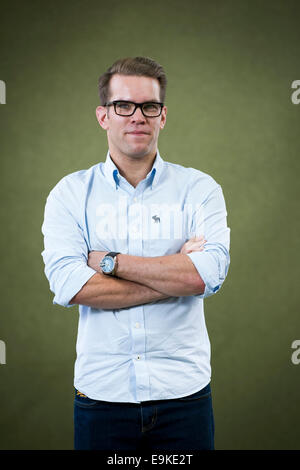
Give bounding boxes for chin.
[127,145,151,159]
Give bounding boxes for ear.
[96,106,109,130]
[159,105,167,130]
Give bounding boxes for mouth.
[127,131,150,135]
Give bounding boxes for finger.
[189,235,204,241]
[188,241,206,249]
[185,246,205,254]
[186,238,205,246]
[186,247,205,253]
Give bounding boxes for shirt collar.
[103,149,165,190]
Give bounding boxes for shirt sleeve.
[41,179,97,308]
[186,182,230,299]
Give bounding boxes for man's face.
[96,74,167,159]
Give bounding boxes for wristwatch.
[99,252,120,276]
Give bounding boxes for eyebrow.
[112,99,161,103]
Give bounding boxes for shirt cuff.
[186,251,221,299]
[53,265,97,308]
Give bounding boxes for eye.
[143,103,159,111]
[117,102,131,109]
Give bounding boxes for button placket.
[129,188,150,400]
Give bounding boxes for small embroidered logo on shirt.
[152,215,160,223]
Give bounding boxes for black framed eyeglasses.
[104,100,164,117]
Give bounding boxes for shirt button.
[133,197,138,202]
[135,322,141,329]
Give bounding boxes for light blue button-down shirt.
[41,149,230,403]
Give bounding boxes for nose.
[131,106,146,122]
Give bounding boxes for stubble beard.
[121,135,155,160]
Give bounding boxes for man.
[41,56,230,451]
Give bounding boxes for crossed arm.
[43,181,230,309]
[70,237,207,309]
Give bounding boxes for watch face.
[102,256,114,273]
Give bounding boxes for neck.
[109,149,157,188]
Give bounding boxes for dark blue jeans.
[74,383,214,451]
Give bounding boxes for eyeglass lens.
[115,101,162,117]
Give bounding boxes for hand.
[87,251,107,272]
[180,235,207,255]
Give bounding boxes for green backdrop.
[1,0,299,450]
